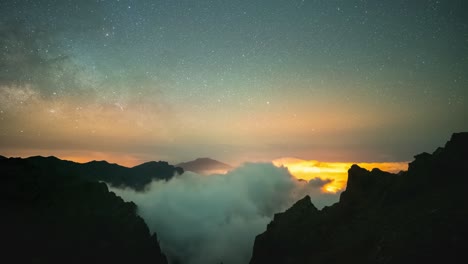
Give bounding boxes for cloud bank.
[111,162,339,264]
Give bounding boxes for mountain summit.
[177,157,233,174]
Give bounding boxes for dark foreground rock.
[0,157,168,264]
[250,132,468,264]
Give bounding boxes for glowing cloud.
[273,158,408,193]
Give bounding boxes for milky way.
[1,0,467,164]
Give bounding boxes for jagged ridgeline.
[0,157,174,264]
[250,132,468,264]
[12,156,184,191]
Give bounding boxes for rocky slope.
[0,157,168,264]
[250,132,468,264]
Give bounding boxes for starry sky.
[1,0,467,165]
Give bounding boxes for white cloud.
[111,162,339,264]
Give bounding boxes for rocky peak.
[346,164,370,189]
[285,195,317,214]
[408,132,468,183]
[269,195,319,231]
[447,132,468,148]
[444,132,468,160]
[339,164,396,209]
[408,152,432,172]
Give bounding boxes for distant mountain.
[0,156,168,264]
[2,156,183,191]
[250,132,468,264]
[177,157,233,174]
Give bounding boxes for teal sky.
[1,0,467,165]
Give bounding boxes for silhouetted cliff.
[0,157,168,264]
[8,156,184,191]
[250,132,468,264]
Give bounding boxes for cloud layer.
[111,163,339,264]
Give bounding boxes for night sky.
[1,0,467,165]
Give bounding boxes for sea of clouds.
[111,162,339,264]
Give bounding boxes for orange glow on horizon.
[2,148,408,193]
[273,158,408,193]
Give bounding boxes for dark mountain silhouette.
[250,132,468,264]
[5,156,183,191]
[0,157,168,264]
[177,157,232,174]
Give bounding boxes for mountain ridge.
[0,155,184,191]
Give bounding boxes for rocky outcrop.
[250,132,468,264]
[0,157,168,264]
